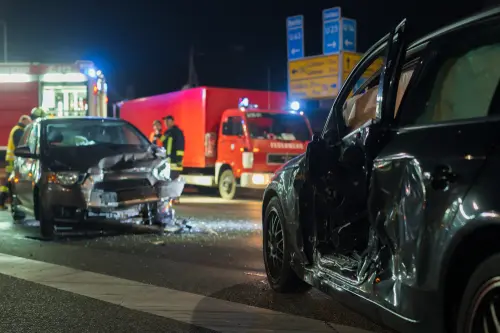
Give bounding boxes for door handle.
[431,165,458,190]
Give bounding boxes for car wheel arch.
[441,218,500,331]
[262,188,279,224]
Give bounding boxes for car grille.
[93,179,151,192]
[117,186,156,202]
[267,154,298,165]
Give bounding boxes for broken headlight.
[48,171,80,186]
[152,160,171,181]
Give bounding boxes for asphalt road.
[0,190,391,333]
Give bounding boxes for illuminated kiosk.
[39,61,108,117]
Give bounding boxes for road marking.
[0,253,374,333]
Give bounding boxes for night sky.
[1,0,496,101]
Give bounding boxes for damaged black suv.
[263,7,500,333]
[10,117,183,239]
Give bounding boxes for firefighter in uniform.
[161,115,185,180]
[0,115,32,210]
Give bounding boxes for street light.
[0,20,7,62]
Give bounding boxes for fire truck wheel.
[218,169,236,200]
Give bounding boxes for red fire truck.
[119,87,312,199]
[0,61,108,152]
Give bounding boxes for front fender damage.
[81,152,186,229]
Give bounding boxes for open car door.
[303,19,409,281]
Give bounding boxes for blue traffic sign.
[323,7,341,55]
[287,15,304,60]
[341,18,357,52]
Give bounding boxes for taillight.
[205,132,217,157]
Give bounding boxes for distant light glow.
[299,111,304,115]
[87,68,96,78]
[290,101,300,111]
[96,70,102,76]
[239,97,250,108]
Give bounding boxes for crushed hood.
[45,145,158,172]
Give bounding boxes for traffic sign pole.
[286,15,304,61]
[322,7,341,55]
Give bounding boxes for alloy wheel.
[266,210,284,279]
[469,278,500,333]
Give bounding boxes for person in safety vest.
[149,120,163,146]
[0,115,32,210]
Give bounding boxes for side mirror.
[14,146,33,158]
[312,132,321,142]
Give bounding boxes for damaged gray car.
[9,117,184,239]
[263,7,500,333]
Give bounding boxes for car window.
[27,124,38,154]
[323,48,386,140]
[18,125,32,147]
[342,69,414,133]
[400,29,500,126]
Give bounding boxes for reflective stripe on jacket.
[6,125,23,162]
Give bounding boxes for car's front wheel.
[456,254,500,333]
[35,192,55,239]
[10,196,25,222]
[263,196,311,293]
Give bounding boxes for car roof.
[408,6,500,52]
[36,117,125,124]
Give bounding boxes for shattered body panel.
[42,151,185,225]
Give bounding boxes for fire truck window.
[246,112,309,141]
[223,117,243,136]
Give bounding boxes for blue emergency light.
[290,101,300,111]
[239,97,250,108]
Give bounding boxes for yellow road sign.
[342,51,384,82]
[288,54,339,99]
[289,76,339,99]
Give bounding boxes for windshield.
[245,112,310,141]
[43,120,150,148]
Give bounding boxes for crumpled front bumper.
[43,153,185,224]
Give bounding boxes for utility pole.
[0,20,7,62]
[183,45,199,89]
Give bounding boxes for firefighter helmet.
[30,107,46,120]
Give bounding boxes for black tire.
[456,254,500,333]
[218,169,236,200]
[10,202,25,222]
[36,194,55,239]
[263,196,311,293]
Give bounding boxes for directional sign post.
[341,18,357,52]
[287,15,304,60]
[322,7,341,55]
